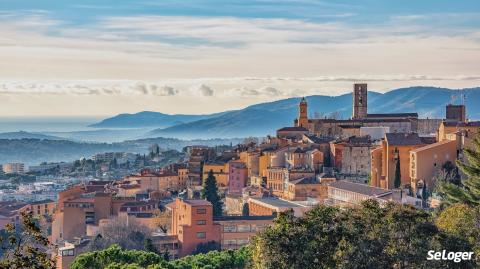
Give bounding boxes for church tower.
[352,83,368,119]
[298,97,308,127]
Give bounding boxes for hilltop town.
[0,83,479,268]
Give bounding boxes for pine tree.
[440,135,480,206]
[201,170,223,216]
[394,152,401,188]
[0,211,55,269]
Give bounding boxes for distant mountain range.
[0,131,65,140]
[90,86,480,139]
[89,111,228,128]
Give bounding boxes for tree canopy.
[70,244,250,269]
[250,200,477,269]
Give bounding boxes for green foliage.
[194,241,221,254]
[0,211,54,269]
[436,204,480,258]
[439,135,480,206]
[201,170,223,216]
[71,244,250,269]
[250,200,477,269]
[71,244,167,269]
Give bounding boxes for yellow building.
[284,177,334,201]
[410,139,458,193]
[202,163,229,187]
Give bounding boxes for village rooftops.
[213,215,275,221]
[182,199,212,206]
[367,113,418,118]
[302,134,335,144]
[28,199,55,205]
[87,180,112,186]
[66,197,95,204]
[335,136,372,146]
[328,181,391,197]
[277,126,309,132]
[290,177,319,185]
[249,197,306,208]
[443,121,480,127]
[409,139,457,153]
[385,133,435,146]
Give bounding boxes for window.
[196,232,206,239]
[196,208,207,214]
[223,239,237,246]
[237,224,251,232]
[224,224,236,232]
[237,239,249,245]
[197,220,206,225]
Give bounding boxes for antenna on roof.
[449,94,456,105]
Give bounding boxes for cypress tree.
[201,170,223,216]
[242,203,249,216]
[422,183,428,200]
[394,154,401,188]
[440,135,480,206]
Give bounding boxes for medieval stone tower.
[352,83,368,119]
[298,97,308,127]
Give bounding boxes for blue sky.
[0,1,479,116]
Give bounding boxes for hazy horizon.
[1,0,479,116]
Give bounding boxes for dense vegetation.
[70,245,249,269]
[251,201,478,269]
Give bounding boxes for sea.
[0,117,103,133]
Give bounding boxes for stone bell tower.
[352,83,368,119]
[297,97,308,127]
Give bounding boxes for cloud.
[150,85,178,96]
[191,84,215,96]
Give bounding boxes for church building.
[293,83,441,138]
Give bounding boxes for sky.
[0,0,479,116]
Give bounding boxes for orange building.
[410,139,459,193]
[52,190,137,244]
[123,170,184,193]
[18,199,56,218]
[167,199,221,256]
[370,133,434,189]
